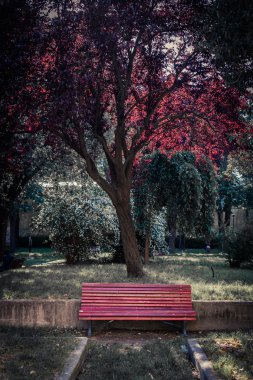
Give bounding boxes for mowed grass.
[0,251,252,300]
[0,326,82,380]
[198,330,253,380]
[15,247,63,266]
[78,338,198,380]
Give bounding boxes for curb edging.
[186,338,218,380]
[56,337,88,380]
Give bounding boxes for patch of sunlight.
[2,289,17,300]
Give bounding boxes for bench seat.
[79,283,196,335]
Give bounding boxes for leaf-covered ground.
[198,331,253,380]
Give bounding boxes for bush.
[32,186,119,264]
[224,225,253,268]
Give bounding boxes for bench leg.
[182,321,187,337]
[87,320,92,337]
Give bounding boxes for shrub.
[224,225,253,268]
[32,185,119,263]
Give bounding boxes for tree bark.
[179,233,185,251]
[144,232,150,264]
[9,207,19,253]
[114,193,143,277]
[168,226,176,253]
[0,207,9,261]
[217,210,224,234]
[224,204,232,228]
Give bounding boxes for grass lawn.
[78,338,198,380]
[198,330,253,380]
[0,249,252,300]
[0,326,83,380]
[15,247,63,266]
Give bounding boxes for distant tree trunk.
[168,225,176,253]
[114,189,143,277]
[179,233,185,251]
[217,210,224,234]
[16,212,19,247]
[224,204,232,228]
[144,232,150,264]
[167,211,177,253]
[9,207,19,253]
[0,206,9,261]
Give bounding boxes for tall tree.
[42,0,244,276]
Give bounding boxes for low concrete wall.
[190,301,253,331]
[0,300,252,331]
[0,300,83,328]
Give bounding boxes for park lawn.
[0,252,252,300]
[15,247,63,266]
[0,326,83,380]
[77,338,198,380]
[198,331,253,380]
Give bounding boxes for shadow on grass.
[78,338,197,380]
[0,326,82,380]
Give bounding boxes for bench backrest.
[81,282,193,309]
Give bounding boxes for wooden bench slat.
[81,296,192,300]
[80,316,196,321]
[80,306,196,310]
[81,303,193,307]
[82,282,191,288]
[82,289,191,296]
[80,310,196,313]
[81,302,192,306]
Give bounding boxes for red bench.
[79,283,196,336]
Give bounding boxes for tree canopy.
[0,0,251,276]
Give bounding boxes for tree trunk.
[144,232,150,264]
[224,204,232,228]
[0,207,9,261]
[9,207,19,253]
[180,233,185,251]
[217,210,224,234]
[168,226,176,253]
[114,196,143,277]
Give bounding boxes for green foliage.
[217,174,244,211]
[133,151,216,239]
[224,224,253,267]
[33,185,118,263]
[199,0,253,90]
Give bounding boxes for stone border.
[56,337,88,380]
[187,338,218,380]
